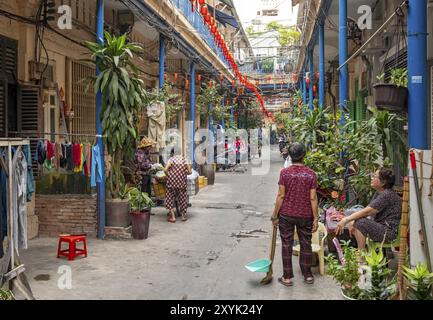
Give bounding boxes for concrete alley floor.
[20,146,342,300]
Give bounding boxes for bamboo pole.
[397,177,410,300]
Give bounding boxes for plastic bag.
[187,169,199,180]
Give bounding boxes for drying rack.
[0,138,34,300]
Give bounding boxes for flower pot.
[106,199,131,227]
[373,83,408,112]
[341,289,357,300]
[130,209,151,240]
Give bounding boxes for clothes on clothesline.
[90,144,103,188]
[0,147,30,257]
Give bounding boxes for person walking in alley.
[271,142,319,286]
[165,149,191,223]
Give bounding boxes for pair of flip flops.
[278,276,314,286]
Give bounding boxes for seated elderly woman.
[335,168,402,250]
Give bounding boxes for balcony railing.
[170,0,229,68]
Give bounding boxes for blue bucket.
[245,259,271,273]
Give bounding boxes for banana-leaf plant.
[84,32,148,199]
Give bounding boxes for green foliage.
[358,243,396,300]
[368,107,408,175]
[85,32,147,199]
[0,289,15,300]
[403,263,433,300]
[196,83,223,117]
[126,187,155,212]
[260,58,274,73]
[390,68,408,87]
[148,83,183,121]
[326,240,362,299]
[266,21,300,47]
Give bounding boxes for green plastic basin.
[245,259,271,273]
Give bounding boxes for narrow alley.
[20,146,341,300]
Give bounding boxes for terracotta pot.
[130,209,151,240]
[373,83,408,112]
[106,199,130,227]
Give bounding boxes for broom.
[261,225,278,285]
[394,177,410,300]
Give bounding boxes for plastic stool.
[57,234,87,261]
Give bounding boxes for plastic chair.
[293,222,328,275]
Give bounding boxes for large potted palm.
[85,32,148,227]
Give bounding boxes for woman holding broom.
[271,142,319,286]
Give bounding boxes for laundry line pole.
[96,0,106,239]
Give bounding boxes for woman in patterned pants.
[165,151,191,222]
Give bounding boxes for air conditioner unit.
[29,61,55,88]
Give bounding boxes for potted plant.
[0,289,15,300]
[127,187,155,240]
[85,32,148,227]
[402,262,433,300]
[326,240,362,299]
[373,68,408,112]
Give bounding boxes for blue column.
[339,0,348,121]
[408,0,428,149]
[319,23,325,108]
[96,0,105,239]
[302,68,307,105]
[209,103,213,132]
[309,48,314,110]
[221,95,225,129]
[190,62,195,165]
[159,35,165,89]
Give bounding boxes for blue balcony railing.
[170,0,229,69]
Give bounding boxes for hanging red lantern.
[211,25,216,34]
[210,16,215,26]
[200,5,208,16]
[204,14,211,23]
[313,85,317,94]
[198,0,205,5]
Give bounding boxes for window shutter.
[18,85,41,176]
[0,80,6,137]
[0,36,18,84]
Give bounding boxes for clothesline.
[8,131,105,139]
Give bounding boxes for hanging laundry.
[0,163,6,258]
[60,144,67,168]
[44,141,55,171]
[74,143,84,173]
[12,150,28,251]
[66,144,74,171]
[83,144,92,177]
[23,145,35,202]
[91,144,104,187]
[54,143,62,171]
[35,140,46,165]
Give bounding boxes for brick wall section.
[36,195,97,237]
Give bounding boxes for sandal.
[167,217,176,223]
[304,276,314,284]
[181,215,188,222]
[278,277,294,287]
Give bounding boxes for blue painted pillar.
[408,0,428,149]
[96,0,105,239]
[221,95,225,129]
[159,35,165,89]
[309,48,314,110]
[319,22,325,108]
[302,68,307,105]
[209,103,213,132]
[190,62,196,165]
[339,0,348,121]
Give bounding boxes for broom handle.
[410,150,432,271]
[269,225,277,262]
[397,177,409,299]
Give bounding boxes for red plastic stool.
[57,234,87,261]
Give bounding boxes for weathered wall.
[36,194,97,237]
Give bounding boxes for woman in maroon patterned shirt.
[271,142,319,286]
